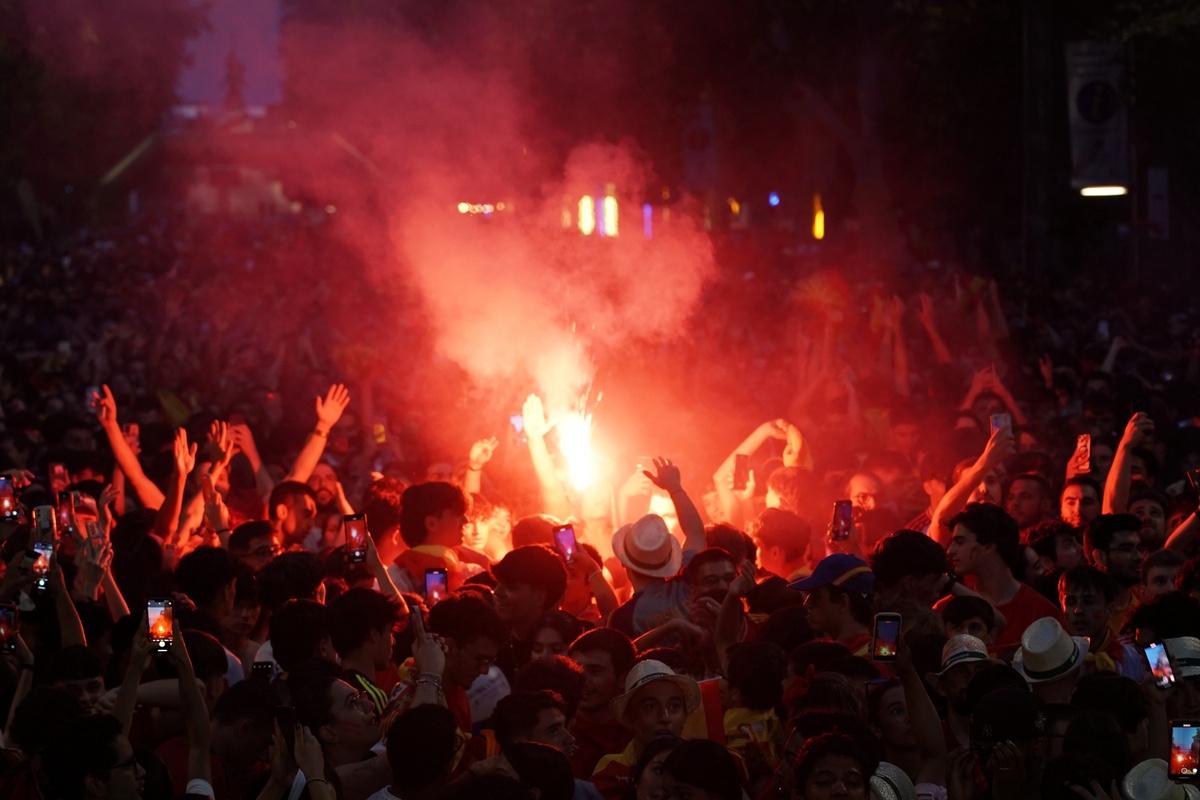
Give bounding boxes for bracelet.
[313,428,328,438]
[414,672,444,690]
[307,779,330,787]
[216,528,231,535]
[467,466,482,472]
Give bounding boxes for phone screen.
[73,492,98,519]
[830,501,854,542]
[1075,434,1091,473]
[872,614,901,662]
[1171,721,1200,778]
[989,413,1012,435]
[147,599,173,653]
[424,569,449,604]
[32,542,53,590]
[251,661,275,681]
[56,492,76,536]
[0,477,17,521]
[553,525,578,564]
[1145,642,1175,689]
[733,454,750,491]
[0,604,17,653]
[345,514,368,563]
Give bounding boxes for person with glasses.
[1083,513,1147,639]
[229,521,282,570]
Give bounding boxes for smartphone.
[1074,434,1092,473]
[1188,467,1200,491]
[553,524,578,564]
[989,413,1012,435]
[275,706,298,754]
[85,385,100,412]
[0,604,17,654]
[872,613,902,662]
[1145,641,1175,689]
[510,414,527,446]
[73,491,98,519]
[1171,720,1200,779]
[1097,320,1110,342]
[372,415,387,445]
[85,520,106,559]
[0,476,18,522]
[48,463,67,494]
[424,568,449,604]
[829,500,854,542]
[31,538,53,592]
[733,454,750,492]
[345,513,368,564]
[251,661,275,681]
[56,492,77,538]
[147,598,173,653]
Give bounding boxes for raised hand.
[98,483,119,533]
[315,384,350,432]
[782,423,804,466]
[1038,354,1054,387]
[203,487,230,535]
[731,469,756,503]
[1120,412,1154,449]
[410,608,447,676]
[173,429,197,477]
[757,419,789,441]
[293,726,326,784]
[206,420,233,470]
[728,559,758,599]
[522,394,548,440]
[0,469,35,490]
[915,293,937,328]
[94,384,119,428]
[469,437,500,470]
[980,426,1016,470]
[642,457,683,494]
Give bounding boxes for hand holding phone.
[424,568,448,604]
[1145,641,1175,689]
[872,613,902,662]
[345,514,368,564]
[0,604,18,654]
[1072,434,1091,474]
[733,454,750,492]
[553,524,577,564]
[829,500,854,542]
[147,598,173,654]
[0,476,18,522]
[989,413,1012,435]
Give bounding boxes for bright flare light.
[558,411,596,491]
[812,193,825,240]
[578,196,596,235]
[1080,186,1128,197]
[603,195,619,237]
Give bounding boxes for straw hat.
[1120,758,1200,800]
[613,515,682,579]
[1166,637,1200,679]
[1011,617,1087,684]
[610,659,702,723]
[870,762,917,800]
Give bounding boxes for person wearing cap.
[937,503,1062,659]
[1011,617,1087,703]
[590,659,702,800]
[1162,637,1200,742]
[964,688,1050,800]
[1056,565,1145,680]
[926,634,1001,750]
[608,459,707,639]
[790,554,875,656]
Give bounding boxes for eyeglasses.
[1108,544,1149,556]
[107,753,139,774]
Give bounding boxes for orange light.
[558,412,595,491]
[812,193,825,240]
[578,196,596,235]
[728,198,741,216]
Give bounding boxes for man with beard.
[1004,474,1055,538]
[1060,477,1101,529]
[1084,514,1146,639]
[308,461,354,516]
[1128,483,1169,552]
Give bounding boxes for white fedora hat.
[612,514,682,579]
[1166,637,1200,679]
[1120,758,1200,800]
[610,659,702,723]
[1011,617,1088,684]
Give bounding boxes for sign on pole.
[1065,42,1129,194]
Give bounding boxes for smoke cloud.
[278,5,717,416]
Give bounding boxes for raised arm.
[113,616,155,735]
[715,561,756,675]
[1104,413,1154,514]
[229,423,273,513]
[522,394,571,520]
[644,458,704,554]
[50,558,86,647]
[712,420,788,525]
[284,384,350,484]
[883,296,911,397]
[1165,511,1200,555]
[93,385,165,510]
[930,428,1014,546]
[463,437,498,496]
[914,293,954,366]
[896,635,947,785]
[154,429,197,557]
[168,621,213,788]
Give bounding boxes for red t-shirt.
[936,582,1063,660]
[570,715,632,781]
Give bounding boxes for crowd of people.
[2,218,1200,800]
